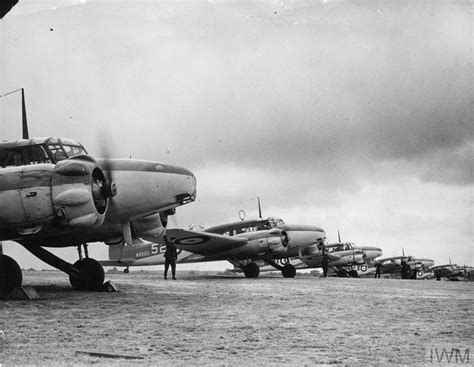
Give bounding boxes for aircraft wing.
[326,253,343,261]
[166,229,248,256]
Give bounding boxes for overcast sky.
[1,0,472,271]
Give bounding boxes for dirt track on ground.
[0,271,472,365]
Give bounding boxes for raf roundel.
[176,236,210,245]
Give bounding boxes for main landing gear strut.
[264,259,297,278]
[234,259,297,278]
[333,267,359,278]
[22,243,105,292]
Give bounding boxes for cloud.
[0,0,471,270]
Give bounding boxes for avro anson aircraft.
[0,89,196,298]
[430,262,469,281]
[296,240,383,277]
[373,255,434,279]
[101,216,326,278]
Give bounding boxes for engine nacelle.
[131,213,165,242]
[0,156,111,231]
[329,253,365,266]
[352,253,365,265]
[267,235,288,255]
[301,243,320,257]
[52,156,109,227]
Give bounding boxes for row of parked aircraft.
[0,90,468,299]
[99,209,383,279]
[98,220,469,282]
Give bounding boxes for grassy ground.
[0,270,472,365]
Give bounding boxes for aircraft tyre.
[243,262,260,278]
[348,269,359,278]
[0,254,23,299]
[69,258,105,291]
[282,264,296,278]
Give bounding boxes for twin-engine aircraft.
[101,216,326,278]
[296,240,383,277]
[0,90,197,298]
[430,262,470,281]
[373,255,435,279]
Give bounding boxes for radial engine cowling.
[52,156,113,228]
[352,253,366,265]
[267,229,289,254]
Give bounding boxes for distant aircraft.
[101,215,326,278]
[296,240,383,277]
[430,262,470,281]
[373,255,435,279]
[0,89,197,298]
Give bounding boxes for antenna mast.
[1,88,29,139]
[21,88,29,139]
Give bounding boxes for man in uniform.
[375,262,383,278]
[322,249,329,278]
[401,260,409,279]
[164,235,178,280]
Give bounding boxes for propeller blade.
[338,230,341,243]
[97,135,117,198]
[257,196,262,219]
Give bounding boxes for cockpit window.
[266,217,285,228]
[26,145,51,164]
[0,145,52,167]
[62,144,86,157]
[47,144,67,161]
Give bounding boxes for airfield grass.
[0,270,472,365]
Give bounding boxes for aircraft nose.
[160,164,197,205]
[364,246,383,258]
[180,169,197,204]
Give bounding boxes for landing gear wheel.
[282,264,296,278]
[0,255,22,299]
[348,270,359,278]
[243,262,260,278]
[69,258,104,291]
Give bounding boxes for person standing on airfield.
[401,260,409,279]
[375,262,383,278]
[164,235,178,280]
[322,249,329,278]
